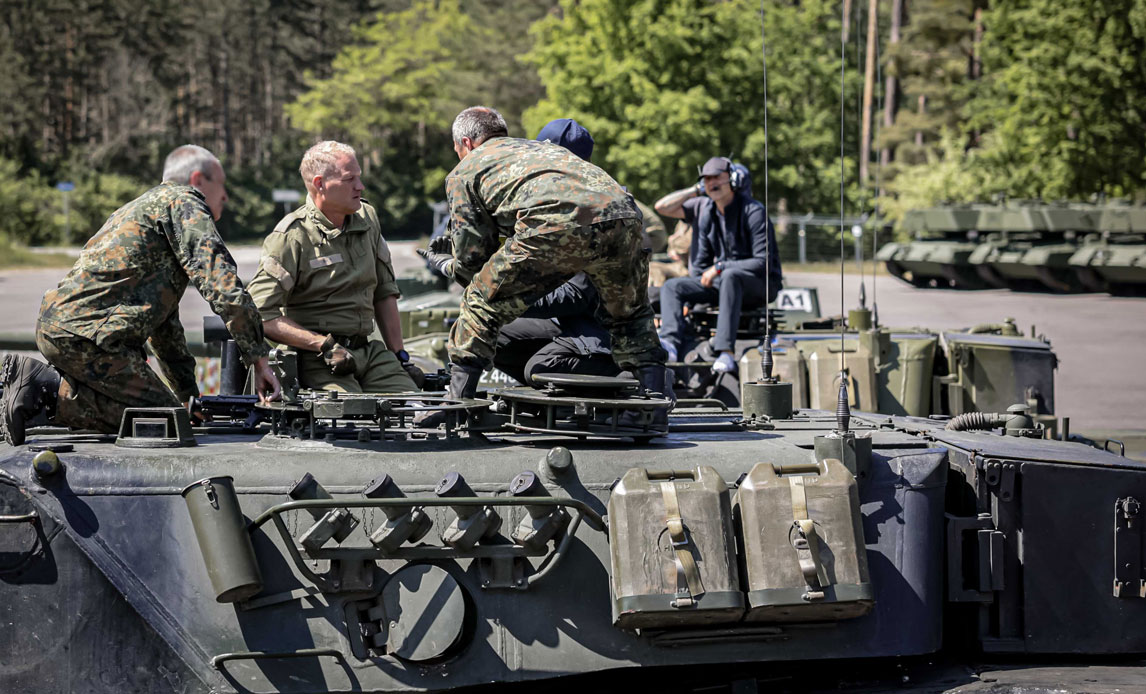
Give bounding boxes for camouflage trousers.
[648,259,688,287]
[449,218,664,371]
[298,340,417,393]
[35,321,180,434]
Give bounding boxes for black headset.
[697,156,748,192]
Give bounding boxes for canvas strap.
[660,479,705,607]
[789,475,827,601]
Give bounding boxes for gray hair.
[162,145,221,185]
[451,106,508,145]
[300,141,357,189]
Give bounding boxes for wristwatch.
[394,349,410,363]
[714,261,725,275]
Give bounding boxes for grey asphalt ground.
[2,243,1143,434]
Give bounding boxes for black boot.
[619,365,674,430]
[1,355,61,446]
[413,364,483,428]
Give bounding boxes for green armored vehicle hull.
[879,201,1146,294]
[399,286,1057,423]
[2,377,1145,693]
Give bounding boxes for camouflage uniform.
[635,199,667,254]
[247,197,415,393]
[446,137,663,371]
[36,182,268,433]
[649,221,693,287]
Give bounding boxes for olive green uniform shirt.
[248,197,398,338]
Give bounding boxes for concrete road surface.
[1,245,1143,432]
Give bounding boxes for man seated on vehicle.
[653,157,782,373]
[1,145,281,445]
[247,141,423,393]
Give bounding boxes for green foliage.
[884,0,1146,219]
[524,0,864,215]
[0,158,144,245]
[964,0,1146,199]
[285,0,554,237]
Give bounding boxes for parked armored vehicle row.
[877,201,1146,294]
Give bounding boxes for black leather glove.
[429,234,453,255]
[400,360,426,389]
[417,248,456,278]
[320,335,356,376]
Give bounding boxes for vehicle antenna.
[871,2,883,328]
[759,0,774,381]
[854,0,867,312]
[837,0,851,434]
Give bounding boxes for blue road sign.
[55,181,75,192]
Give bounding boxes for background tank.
[880,200,1146,294]
[875,205,984,288]
[1069,201,1146,295]
[968,201,1095,292]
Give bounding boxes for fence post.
[798,222,807,264]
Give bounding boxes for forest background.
[1,0,1143,259]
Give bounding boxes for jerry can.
[734,459,873,621]
[608,467,744,629]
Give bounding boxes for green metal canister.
[181,476,263,603]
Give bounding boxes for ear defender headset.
[697,156,747,192]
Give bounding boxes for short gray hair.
[300,141,357,189]
[162,145,221,185]
[451,106,508,145]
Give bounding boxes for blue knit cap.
[536,118,594,161]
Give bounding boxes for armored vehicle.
[1,350,1144,693]
[877,201,1146,294]
[398,287,1058,424]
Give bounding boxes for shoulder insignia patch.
[262,255,295,291]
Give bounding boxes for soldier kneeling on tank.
[1,145,281,445]
[247,141,424,394]
[488,119,673,402]
[416,107,669,427]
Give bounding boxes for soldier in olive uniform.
[0,145,281,445]
[247,141,421,394]
[418,107,667,417]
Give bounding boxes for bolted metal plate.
[382,564,467,662]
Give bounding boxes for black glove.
[320,335,357,376]
[429,234,453,255]
[417,248,456,278]
[401,360,426,389]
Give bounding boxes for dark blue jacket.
[683,193,782,287]
[522,272,610,355]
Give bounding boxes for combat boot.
[1,355,62,446]
[618,365,674,432]
[413,364,483,428]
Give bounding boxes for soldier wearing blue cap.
[653,156,782,374]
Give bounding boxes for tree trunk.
[843,0,852,43]
[879,0,903,171]
[860,0,879,183]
